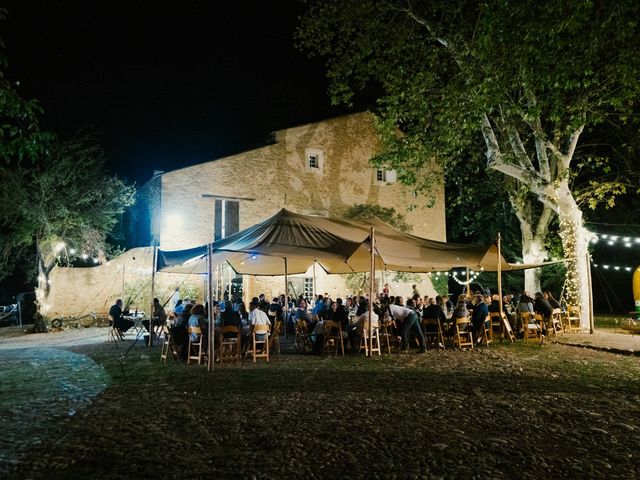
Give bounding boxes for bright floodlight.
[69,248,76,254]
[81,253,89,260]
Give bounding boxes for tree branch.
[565,124,585,167]
[403,1,449,48]
[535,204,554,239]
[524,92,552,181]
[482,114,546,192]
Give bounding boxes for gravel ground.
[0,327,639,479]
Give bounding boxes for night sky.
[1,0,350,183]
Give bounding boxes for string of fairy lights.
[48,227,638,286]
[588,231,640,272]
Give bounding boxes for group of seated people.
[108,287,567,357]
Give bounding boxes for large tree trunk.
[522,236,546,294]
[510,192,553,295]
[34,245,54,332]
[554,182,591,332]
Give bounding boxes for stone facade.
[155,112,446,250]
[47,113,446,316]
[47,248,207,318]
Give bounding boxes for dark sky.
[1,0,350,183]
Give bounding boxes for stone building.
[47,112,446,316]
[128,112,445,249]
[128,112,446,302]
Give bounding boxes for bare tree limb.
[565,124,585,168]
[403,1,449,48]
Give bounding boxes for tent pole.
[284,257,288,340]
[207,243,214,372]
[497,233,503,331]
[148,245,157,347]
[466,267,471,297]
[313,261,317,303]
[587,251,594,334]
[369,227,375,357]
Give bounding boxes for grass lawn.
[1,339,640,479]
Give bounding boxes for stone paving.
[1,326,639,479]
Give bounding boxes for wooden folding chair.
[107,314,124,346]
[219,325,241,363]
[379,318,400,354]
[477,315,493,346]
[160,328,178,363]
[421,317,445,349]
[360,321,381,356]
[245,324,270,363]
[295,319,312,353]
[270,320,282,358]
[496,312,516,343]
[187,326,206,365]
[490,312,503,340]
[323,320,345,356]
[453,317,474,350]
[549,308,564,336]
[522,313,542,342]
[564,305,581,333]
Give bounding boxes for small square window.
[375,169,396,184]
[305,148,324,173]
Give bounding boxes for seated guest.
[344,297,357,323]
[188,304,207,346]
[295,298,313,330]
[109,299,135,333]
[441,295,454,319]
[173,299,184,315]
[356,295,370,315]
[534,291,554,319]
[422,297,446,325]
[258,294,270,314]
[349,299,380,352]
[143,297,167,333]
[312,294,326,321]
[515,292,535,335]
[331,298,350,331]
[543,291,562,309]
[171,303,193,360]
[516,292,534,315]
[452,298,469,319]
[471,294,489,343]
[219,302,242,337]
[268,297,284,325]
[236,301,248,324]
[249,300,272,346]
[488,294,501,314]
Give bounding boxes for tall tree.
[0,135,135,319]
[297,0,640,330]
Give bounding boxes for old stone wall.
[46,248,206,318]
[156,112,446,250]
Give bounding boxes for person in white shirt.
[388,297,426,353]
[248,300,271,340]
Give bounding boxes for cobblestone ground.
[0,328,639,479]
